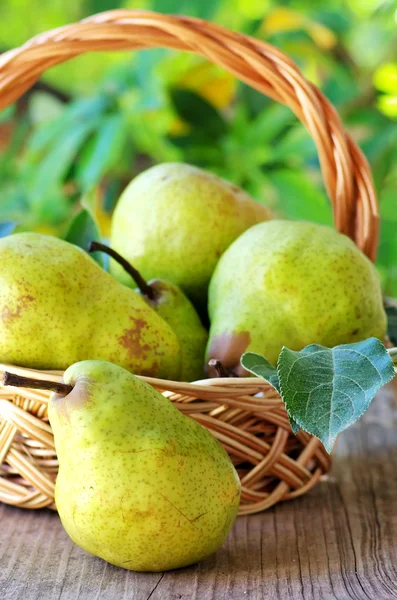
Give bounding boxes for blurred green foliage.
[0,0,396,294]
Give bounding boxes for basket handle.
[0,9,379,260]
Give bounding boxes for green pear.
[207,220,387,370]
[0,233,180,379]
[110,162,271,306]
[48,360,241,571]
[141,280,208,381]
[90,242,208,381]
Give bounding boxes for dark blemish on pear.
[118,317,149,357]
[207,331,251,376]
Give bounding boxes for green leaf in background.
[30,118,101,200]
[28,91,65,126]
[268,169,333,225]
[170,88,227,139]
[0,221,17,238]
[376,174,397,296]
[244,105,294,147]
[0,105,15,123]
[64,209,104,267]
[153,0,217,19]
[27,97,107,157]
[83,0,123,13]
[241,352,300,434]
[277,338,395,453]
[384,298,397,346]
[76,114,127,192]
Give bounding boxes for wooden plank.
[1,384,397,599]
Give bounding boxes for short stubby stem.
[208,359,231,378]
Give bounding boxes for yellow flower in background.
[165,60,236,136]
[168,117,191,137]
[262,7,337,50]
[373,63,397,118]
[176,62,236,110]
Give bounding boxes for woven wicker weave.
[0,10,378,513]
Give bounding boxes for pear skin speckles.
[49,360,241,572]
[0,233,181,379]
[110,162,271,306]
[207,220,387,367]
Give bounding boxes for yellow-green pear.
[0,233,180,379]
[47,360,241,571]
[207,220,387,370]
[90,242,208,381]
[140,279,208,381]
[110,162,271,305]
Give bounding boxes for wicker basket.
[0,10,378,514]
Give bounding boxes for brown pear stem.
[208,359,230,378]
[2,372,73,395]
[88,241,155,301]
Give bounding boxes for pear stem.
[208,359,230,378]
[2,372,73,395]
[88,241,156,300]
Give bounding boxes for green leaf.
[384,298,397,346]
[244,105,294,146]
[76,114,126,192]
[0,105,15,123]
[30,119,100,200]
[278,338,395,453]
[241,352,280,392]
[64,209,103,267]
[84,0,123,13]
[27,97,106,157]
[268,169,333,225]
[170,88,227,139]
[153,0,217,18]
[28,91,64,126]
[289,417,301,435]
[241,352,301,434]
[0,221,17,238]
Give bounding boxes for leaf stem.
[88,241,156,300]
[2,372,73,395]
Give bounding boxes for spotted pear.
[207,220,387,370]
[0,233,180,379]
[110,163,271,306]
[90,242,208,381]
[36,360,240,571]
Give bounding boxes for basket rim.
[0,8,379,259]
[0,361,332,514]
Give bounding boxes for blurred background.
[0,0,396,294]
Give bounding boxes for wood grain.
[1,383,397,600]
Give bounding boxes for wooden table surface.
[2,382,397,600]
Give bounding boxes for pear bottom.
[56,480,238,571]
